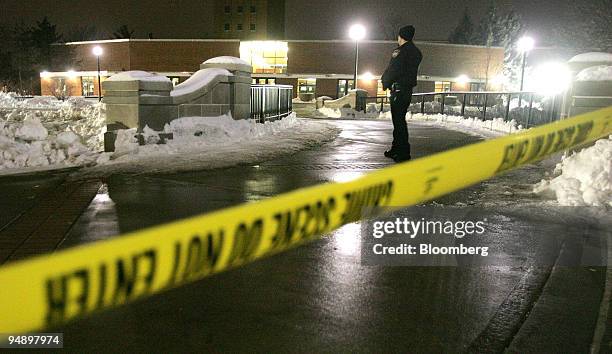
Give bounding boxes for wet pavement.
[0,119,609,352]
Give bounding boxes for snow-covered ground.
[81,113,338,177]
[0,92,338,176]
[408,113,521,138]
[534,136,611,207]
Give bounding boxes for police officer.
[381,25,422,162]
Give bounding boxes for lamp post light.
[349,24,366,90]
[92,46,103,102]
[517,36,535,107]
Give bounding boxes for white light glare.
[529,62,571,96]
[517,36,535,53]
[92,46,103,56]
[361,71,375,80]
[349,24,366,41]
[455,74,469,84]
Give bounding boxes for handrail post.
[461,93,466,116]
[277,86,281,121]
[482,93,488,120]
[440,93,446,115]
[505,93,511,121]
[526,93,534,128]
[421,95,425,114]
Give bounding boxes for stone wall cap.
[200,56,252,73]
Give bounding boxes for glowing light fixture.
[361,71,375,80]
[92,46,103,56]
[348,24,366,41]
[455,74,469,85]
[517,36,535,53]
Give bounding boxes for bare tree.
[50,79,71,101]
[113,25,135,39]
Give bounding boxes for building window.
[435,81,451,92]
[240,41,289,74]
[253,78,276,85]
[250,6,256,14]
[298,78,316,94]
[237,23,243,31]
[237,6,243,14]
[337,79,354,97]
[224,5,230,14]
[82,76,96,96]
[250,23,256,31]
[224,23,230,32]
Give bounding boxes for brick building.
[214,0,286,40]
[40,38,504,99]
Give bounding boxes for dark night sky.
[2,0,577,44]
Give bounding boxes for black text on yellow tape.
[0,106,610,333]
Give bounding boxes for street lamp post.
[349,24,366,90]
[93,46,103,102]
[517,36,534,107]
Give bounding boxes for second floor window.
[250,6,256,14]
[224,5,230,14]
[237,23,243,31]
[224,23,230,32]
[250,23,256,31]
[237,6,243,14]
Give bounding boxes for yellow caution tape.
[0,106,610,333]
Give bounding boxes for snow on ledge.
[106,71,171,82]
[171,68,232,97]
[202,56,250,66]
[576,65,612,82]
[568,52,612,63]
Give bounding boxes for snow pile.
[171,68,233,97]
[315,106,389,120]
[408,113,521,137]
[0,116,96,171]
[81,113,338,176]
[569,52,612,63]
[534,136,612,207]
[576,65,612,81]
[106,71,171,82]
[1,94,105,151]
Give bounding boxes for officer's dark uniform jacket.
[381,41,423,92]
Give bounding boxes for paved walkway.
[0,119,608,352]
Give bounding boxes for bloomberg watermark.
[360,207,610,267]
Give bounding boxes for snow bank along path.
[535,136,612,207]
[80,113,339,177]
[0,92,338,176]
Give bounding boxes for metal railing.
[251,84,293,123]
[359,91,563,128]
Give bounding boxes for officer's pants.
[390,88,412,155]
